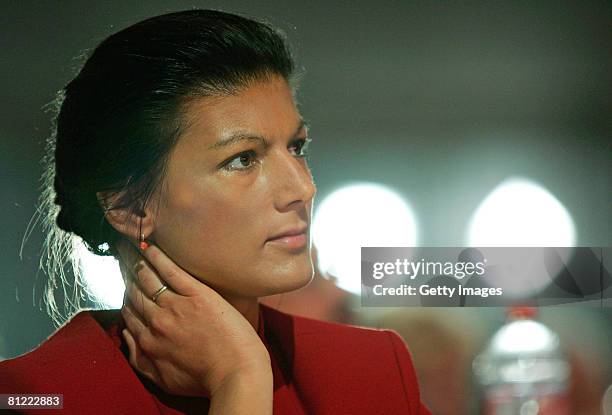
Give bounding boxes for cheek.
[199,200,264,246]
[160,181,268,270]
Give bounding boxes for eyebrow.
[208,119,308,150]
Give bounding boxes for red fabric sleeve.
[385,330,433,415]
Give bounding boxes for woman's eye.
[223,150,258,171]
[289,137,312,158]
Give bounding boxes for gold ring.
[151,285,168,303]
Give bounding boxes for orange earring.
[139,233,149,251]
[138,217,149,251]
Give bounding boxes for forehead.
[178,76,302,148]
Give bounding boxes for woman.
[0,9,431,415]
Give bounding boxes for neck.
[220,294,261,333]
[117,249,261,333]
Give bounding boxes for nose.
[271,151,316,212]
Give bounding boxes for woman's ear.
[96,191,155,242]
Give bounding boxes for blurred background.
[1,1,611,414]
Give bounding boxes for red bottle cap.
[507,305,537,320]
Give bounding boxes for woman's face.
[150,75,316,298]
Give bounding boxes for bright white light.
[465,178,576,297]
[312,182,418,294]
[77,240,125,308]
[474,318,569,385]
[467,177,576,247]
[491,320,559,355]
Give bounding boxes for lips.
[265,224,309,251]
[266,224,308,242]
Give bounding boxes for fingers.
[140,244,204,297]
[125,278,160,323]
[116,237,143,272]
[131,259,177,308]
[121,302,148,339]
[122,328,159,384]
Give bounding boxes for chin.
[260,261,314,296]
[287,268,314,291]
[213,249,314,297]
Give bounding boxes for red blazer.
[0,304,431,414]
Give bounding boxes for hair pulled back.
[34,9,298,324]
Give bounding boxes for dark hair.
[33,9,299,324]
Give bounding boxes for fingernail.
[133,261,143,273]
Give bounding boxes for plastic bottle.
[473,306,571,415]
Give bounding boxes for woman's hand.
[117,241,272,400]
